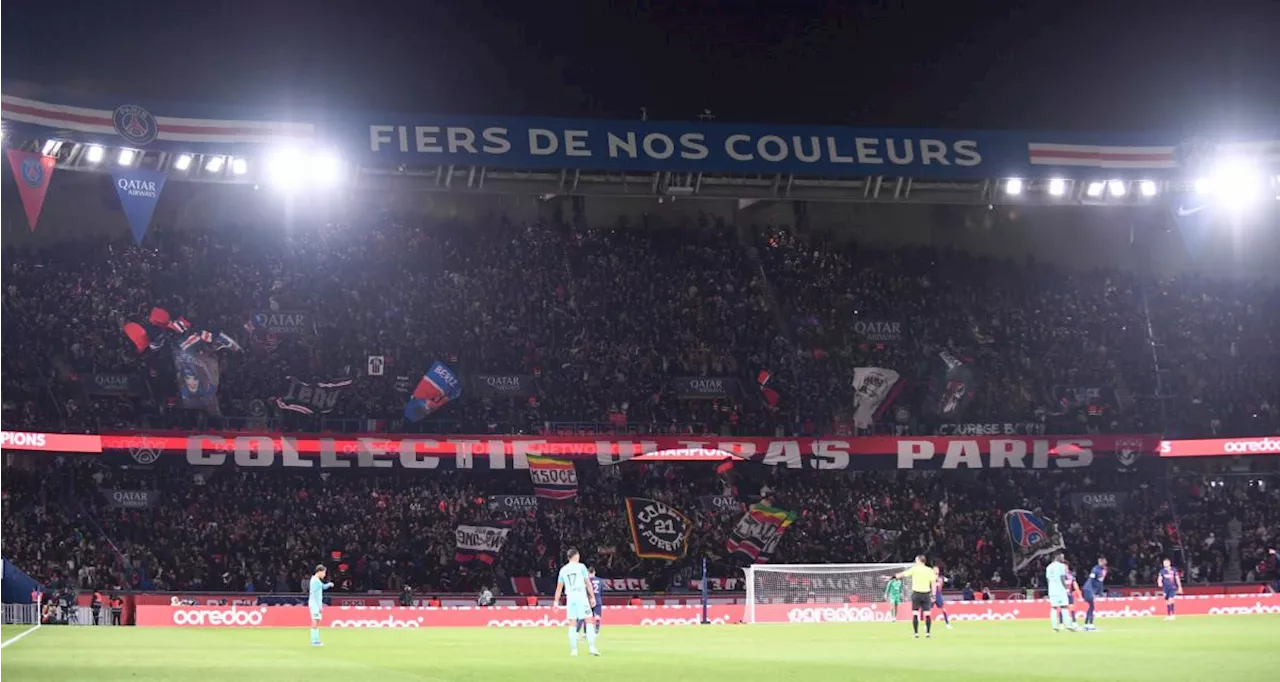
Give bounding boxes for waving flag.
[111,167,167,244]
[172,348,221,415]
[726,503,796,562]
[851,367,901,428]
[5,150,56,231]
[403,361,462,422]
[455,524,512,564]
[1004,508,1065,571]
[625,498,693,560]
[527,455,578,500]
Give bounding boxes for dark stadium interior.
[0,3,1278,678]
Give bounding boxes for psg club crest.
[1115,438,1143,468]
[113,104,158,145]
[128,435,164,465]
[20,157,45,188]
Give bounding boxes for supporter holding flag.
[404,361,462,422]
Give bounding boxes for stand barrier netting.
[743,563,913,623]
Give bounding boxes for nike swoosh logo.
[1176,205,1208,217]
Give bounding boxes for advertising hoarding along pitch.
[135,594,1279,628]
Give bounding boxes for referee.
[892,555,936,639]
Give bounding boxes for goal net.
[743,563,912,624]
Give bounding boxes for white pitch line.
[0,623,42,649]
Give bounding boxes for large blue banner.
[404,361,463,422]
[353,117,1230,178]
[111,168,167,244]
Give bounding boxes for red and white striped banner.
[0,95,314,145]
[1028,143,1177,169]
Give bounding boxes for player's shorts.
[566,600,592,621]
[1067,593,1076,606]
[1163,589,1177,600]
[1082,589,1096,604]
[592,603,603,618]
[1048,591,1070,608]
[911,592,932,611]
[309,605,322,620]
[933,594,945,608]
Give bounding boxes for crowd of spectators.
[2,212,1276,438]
[3,211,1278,598]
[3,453,1277,596]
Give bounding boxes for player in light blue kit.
[1045,553,1076,632]
[309,564,334,646]
[552,548,599,657]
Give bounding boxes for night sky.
[3,0,1278,132]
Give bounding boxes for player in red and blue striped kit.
[1082,556,1107,631]
[1158,558,1182,620]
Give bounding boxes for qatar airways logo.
[172,607,267,626]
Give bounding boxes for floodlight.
[1047,178,1067,197]
[231,157,248,175]
[1193,177,1211,195]
[312,150,344,187]
[265,147,305,188]
[1107,180,1126,197]
[41,140,61,156]
[1003,178,1023,196]
[85,145,105,163]
[1207,157,1264,210]
[117,149,136,166]
[1139,180,1158,198]
[205,156,225,173]
[1086,181,1105,198]
[173,154,193,171]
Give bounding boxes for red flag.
[6,150,56,231]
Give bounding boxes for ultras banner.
[94,433,1158,472]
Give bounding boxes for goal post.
[743,563,913,624]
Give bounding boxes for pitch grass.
[3,616,1278,681]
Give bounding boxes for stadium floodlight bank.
[743,563,914,624]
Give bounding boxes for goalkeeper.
[884,576,904,620]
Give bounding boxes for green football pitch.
[2,616,1278,681]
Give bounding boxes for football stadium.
[1,3,1278,681]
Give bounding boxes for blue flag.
[112,168,167,244]
[1004,508,1065,571]
[404,361,462,421]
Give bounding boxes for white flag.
[851,367,900,429]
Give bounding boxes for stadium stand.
[2,210,1278,597]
